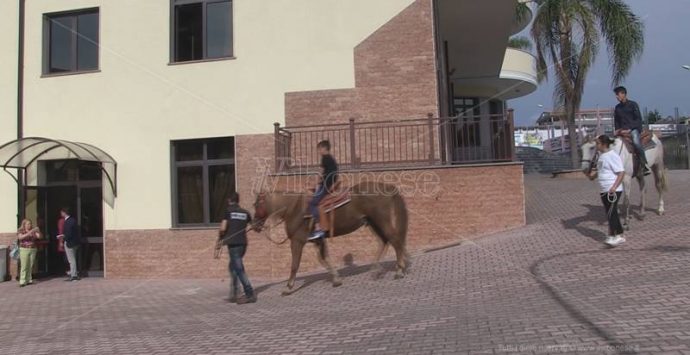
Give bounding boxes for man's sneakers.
[308,229,326,241]
[605,235,626,247]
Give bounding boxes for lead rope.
[256,207,289,245]
[606,191,618,221]
[214,206,289,259]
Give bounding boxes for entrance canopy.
[0,137,117,197]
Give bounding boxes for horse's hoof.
[394,273,404,280]
[658,210,665,216]
[332,280,343,287]
[281,286,295,296]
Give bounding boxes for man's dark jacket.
[63,216,80,248]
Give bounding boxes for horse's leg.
[620,178,628,229]
[315,239,342,287]
[391,241,409,280]
[282,238,305,296]
[652,164,665,215]
[367,223,390,278]
[638,175,646,221]
[622,177,632,230]
[371,242,389,279]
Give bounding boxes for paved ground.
[1,171,689,355]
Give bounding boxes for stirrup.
[308,230,326,241]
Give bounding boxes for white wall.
[0,1,19,233]
[7,0,415,230]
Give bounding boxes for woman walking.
[589,135,626,247]
[17,219,42,287]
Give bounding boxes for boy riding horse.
[308,140,338,241]
[613,86,650,176]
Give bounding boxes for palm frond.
[589,0,645,86]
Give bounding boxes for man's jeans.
[228,245,253,298]
[309,184,327,221]
[630,128,648,167]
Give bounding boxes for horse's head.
[252,192,268,232]
[580,136,598,174]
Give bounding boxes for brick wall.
[104,163,525,279]
[285,0,438,126]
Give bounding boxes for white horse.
[580,134,668,227]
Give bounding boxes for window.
[172,137,235,226]
[44,9,99,74]
[172,0,233,63]
[454,97,481,147]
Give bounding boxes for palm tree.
[508,36,533,51]
[530,0,645,168]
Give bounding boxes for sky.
[510,0,690,126]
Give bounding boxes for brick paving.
[1,171,689,354]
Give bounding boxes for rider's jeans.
[630,128,647,166]
[309,184,327,222]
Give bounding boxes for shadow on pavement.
[561,204,608,242]
[529,246,689,354]
[252,260,398,296]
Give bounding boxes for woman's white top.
[597,150,624,193]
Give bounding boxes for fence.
[661,125,690,170]
[274,111,515,172]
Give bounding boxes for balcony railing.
[274,110,515,173]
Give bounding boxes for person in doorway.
[17,219,41,287]
[588,135,626,247]
[613,86,649,176]
[58,207,80,281]
[217,192,256,304]
[308,140,338,241]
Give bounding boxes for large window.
[43,9,99,74]
[172,137,236,227]
[172,0,233,63]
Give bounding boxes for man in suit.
[58,207,80,281]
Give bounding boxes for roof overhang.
[0,137,117,197]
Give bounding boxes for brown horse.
[253,181,409,295]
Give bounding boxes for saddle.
[304,181,352,238]
[617,129,656,154]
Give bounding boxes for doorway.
[26,160,104,278]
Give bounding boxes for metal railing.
[274,110,515,172]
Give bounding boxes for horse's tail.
[390,189,410,268]
[391,191,408,244]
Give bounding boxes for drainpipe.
[17,0,26,223]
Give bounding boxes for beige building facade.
[0,0,536,279]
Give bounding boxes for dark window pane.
[177,166,204,224]
[175,141,203,161]
[175,3,203,62]
[45,160,79,183]
[49,17,74,73]
[206,1,232,58]
[207,137,234,160]
[79,161,103,181]
[77,12,99,70]
[209,164,235,223]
